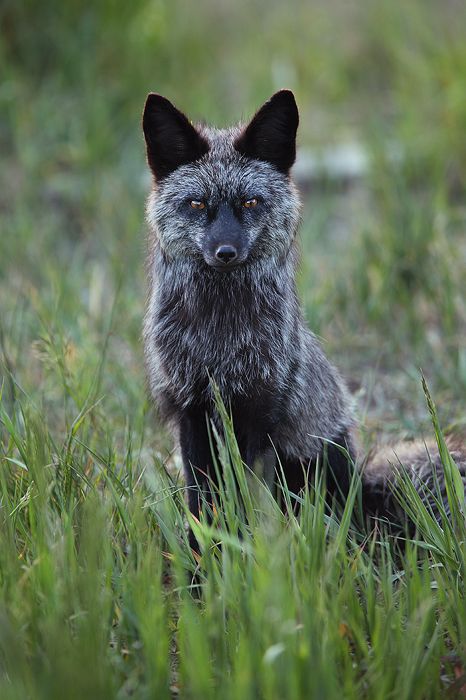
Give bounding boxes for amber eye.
[243,198,258,208]
[190,200,205,210]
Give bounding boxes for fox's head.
[142,91,300,271]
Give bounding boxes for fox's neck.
[147,246,300,407]
[155,246,300,321]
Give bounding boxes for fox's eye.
[243,198,258,208]
[189,200,205,210]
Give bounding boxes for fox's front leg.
[240,439,277,491]
[179,407,217,551]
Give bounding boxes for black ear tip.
[143,92,172,114]
[265,89,299,127]
[142,93,178,135]
[270,89,297,106]
[272,89,296,100]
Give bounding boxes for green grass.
[1,377,466,698]
[1,0,466,697]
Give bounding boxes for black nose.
[215,245,238,264]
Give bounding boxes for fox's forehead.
[158,127,288,202]
[164,159,285,203]
[196,124,241,151]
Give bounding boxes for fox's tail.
[362,438,466,525]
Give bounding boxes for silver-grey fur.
[143,113,355,462]
[141,90,465,538]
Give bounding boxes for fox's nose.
[215,245,238,264]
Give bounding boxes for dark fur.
[142,90,465,542]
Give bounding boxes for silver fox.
[142,90,465,540]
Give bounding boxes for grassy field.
[1,1,466,697]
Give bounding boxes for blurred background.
[1,0,466,452]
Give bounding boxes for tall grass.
[1,363,465,698]
[1,0,466,696]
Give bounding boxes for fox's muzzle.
[203,242,248,270]
[215,244,238,264]
[202,203,249,271]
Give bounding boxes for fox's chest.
[154,302,287,403]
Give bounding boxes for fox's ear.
[142,93,209,180]
[234,90,299,173]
